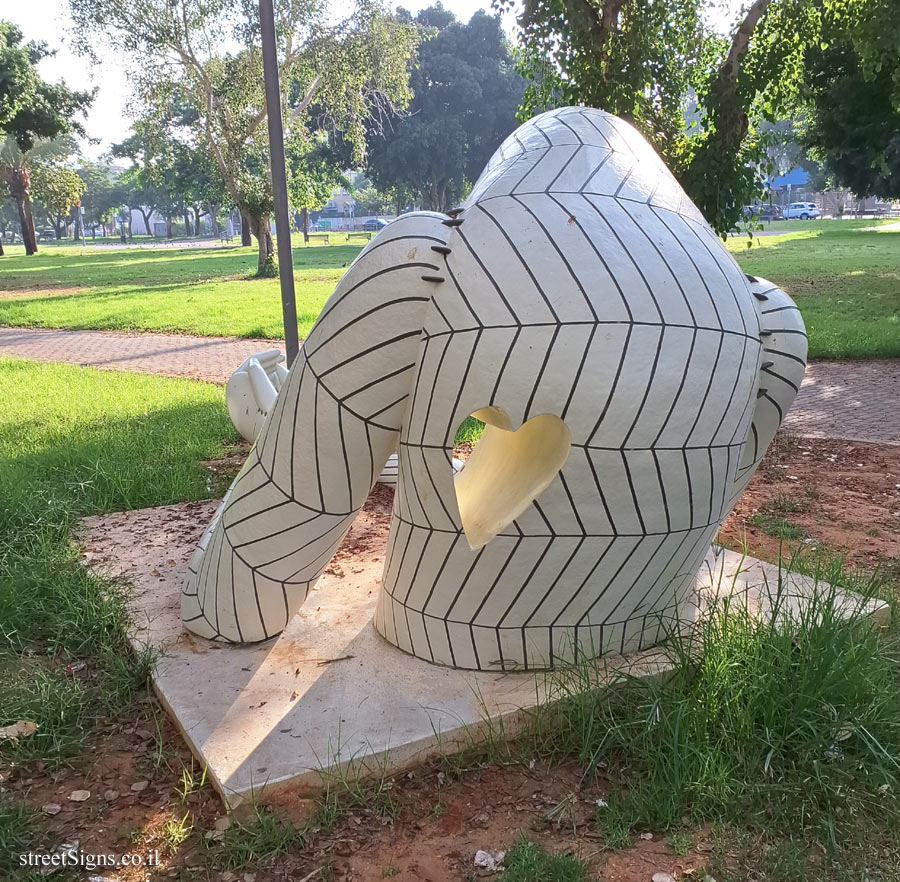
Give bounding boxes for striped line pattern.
[181,212,451,642]
[183,107,806,670]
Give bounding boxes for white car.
[783,202,820,220]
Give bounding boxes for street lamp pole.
[259,0,300,367]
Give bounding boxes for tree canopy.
[0,20,92,254]
[500,0,884,235]
[365,4,525,212]
[801,0,900,199]
[69,0,419,274]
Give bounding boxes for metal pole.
[259,0,300,366]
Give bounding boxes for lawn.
[0,357,239,876]
[0,358,236,764]
[0,219,897,357]
[727,218,900,358]
[0,240,364,339]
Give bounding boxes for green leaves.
[30,164,85,217]
[504,0,833,236]
[365,7,525,211]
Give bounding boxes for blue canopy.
[769,168,809,188]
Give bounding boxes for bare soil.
[0,286,87,299]
[8,434,899,881]
[720,434,900,571]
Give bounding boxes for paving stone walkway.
[781,359,900,445]
[1,326,897,444]
[0,327,284,385]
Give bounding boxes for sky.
[6,0,740,160]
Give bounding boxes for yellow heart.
[454,408,571,550]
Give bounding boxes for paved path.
[782,359,900,445]
[1,326,897,444]
[0,327,284,385]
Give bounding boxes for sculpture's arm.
[726,276,808,511]
[225,348,405,487]
[226,348,288,442]
[182,213,450,642]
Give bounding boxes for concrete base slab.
[81,500,887,809]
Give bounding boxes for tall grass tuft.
[528,555,900,855]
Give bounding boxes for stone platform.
[80,500,887,809]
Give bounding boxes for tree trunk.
[139,208,154,237]
[301,208,309,244]
[426,180,448,213]
[193,206,201,237]
[207,203,219,237]
[166,215,174,239]
[248,212,276,276]
[15,194,38,255]
[54,214,64,239]
[240,212,252,246]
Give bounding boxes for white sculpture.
[225,347,414,486]
[226,349,289,443]
[184,107,806,669]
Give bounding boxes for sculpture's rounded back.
[375,108,767,669]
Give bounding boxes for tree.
[0,21,91,253]
[0,23,36,130]
[0,186,18,254]
[801,2,900,200]
[351,173,392,215]
[31,163,85,237]
[112,121,179,238]
[78,162,126,237]
[366,6,525,212]
[287,135,347,242]
[502,0,832,235]
[173,142,226,236]
[70,0,419,275]
[1,137,84,253]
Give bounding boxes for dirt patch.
[10,716,716,882]
[720,433,900,570]
[0,286,88,299]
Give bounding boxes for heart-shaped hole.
[454,408,571,550]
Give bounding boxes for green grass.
[2,219,897,357]
[454,415,485,446]
[0,358,236,762]
[529,548,900,859]
[0,357,236,876]
[728,218,900,358]
[498,837,587,882]
[0,241,364,339]
[203,803,309,871]
[747,511,805,540]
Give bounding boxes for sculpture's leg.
[182,214,449,642]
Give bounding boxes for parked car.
[362,218,388,231]
[756,204,783,220]
[742,204,783,220]
[783,202,820,220]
